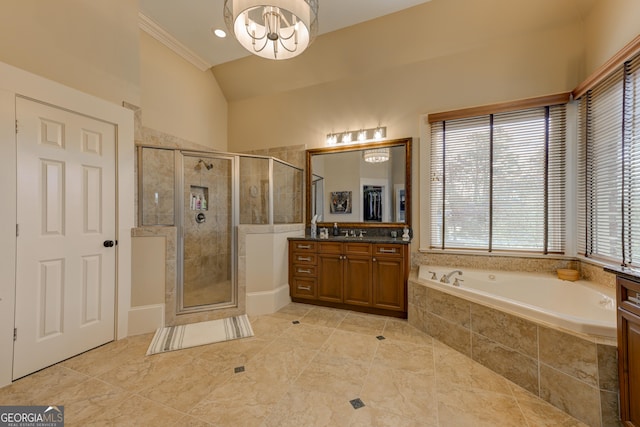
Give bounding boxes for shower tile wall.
[140,148,175,226]
[273,160,303,224]
[239,157,269,224]
[243,144,306,169]
[241,144,305,225]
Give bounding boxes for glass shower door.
[178,153,236,313]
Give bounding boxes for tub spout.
[440,270,463,284]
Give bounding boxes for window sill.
[418,247,573,260]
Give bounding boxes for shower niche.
[189,186,209,211]
[137,146,303,322]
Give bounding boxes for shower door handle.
[103,240,115,248]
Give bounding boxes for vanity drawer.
[318,241,342,254]
[292,253,317,265]
[374,244,404,257]
[291,241,317,252]
[291,277,317,299]
[292,264,317,277]
[345,242,372,255]
[618,277,640,318]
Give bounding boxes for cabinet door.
[318,253,343,303]
[619,308,640,426]
[372,256,405,311]
[343,255,372,306]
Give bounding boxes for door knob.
[103,240,115,247]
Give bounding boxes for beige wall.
[216,0,590,153]
[139,32,228,150]
[0,0,140,107]
[0,1,228,152]
[583,0,640,75]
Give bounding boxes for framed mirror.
[306,137,412,228]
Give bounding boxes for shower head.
[198,159,213,170]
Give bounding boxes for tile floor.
[0,303,589,426]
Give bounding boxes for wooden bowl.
[557,269,579,281]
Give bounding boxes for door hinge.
[15,119,18,134]
[13,328,17,342]
[16,224,19,237]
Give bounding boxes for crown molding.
[138,12,211,72]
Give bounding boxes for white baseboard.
[246,284,291,316]
[127,304,164,336]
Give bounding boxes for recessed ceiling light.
[212,28,226,38]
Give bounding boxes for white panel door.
[13,97,116,379]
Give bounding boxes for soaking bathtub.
[410,265,618,426]
[416,265,616,339]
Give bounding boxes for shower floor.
[183,279,232,308]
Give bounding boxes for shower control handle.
[103,240,115,248]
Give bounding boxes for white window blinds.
[578,51,640,265]
[430,105,566,253]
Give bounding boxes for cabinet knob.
[373,257,377,262]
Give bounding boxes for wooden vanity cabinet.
[618,276,640,426]
[289,240,318,300]
[288,238,407,317]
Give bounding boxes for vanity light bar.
[326,126,386,146]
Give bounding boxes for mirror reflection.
[307,138,411,227]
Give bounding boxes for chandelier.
[223,0,319,60]
[363,148,390,163]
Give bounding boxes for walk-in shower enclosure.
[138,146,303,316]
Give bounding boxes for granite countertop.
[603,264,640,281]
[288,235,412,245]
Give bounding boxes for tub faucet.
[440,270,463,284]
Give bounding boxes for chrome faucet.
[440,270,463,284]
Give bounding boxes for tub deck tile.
[539,326,598,388]
[539,363,601,427]
[425,288,471,328]
[470,303,538,358]
[426,312,471,357]
[471,333,539,395]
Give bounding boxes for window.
[577,51,640,265]
[429,101,567,253]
